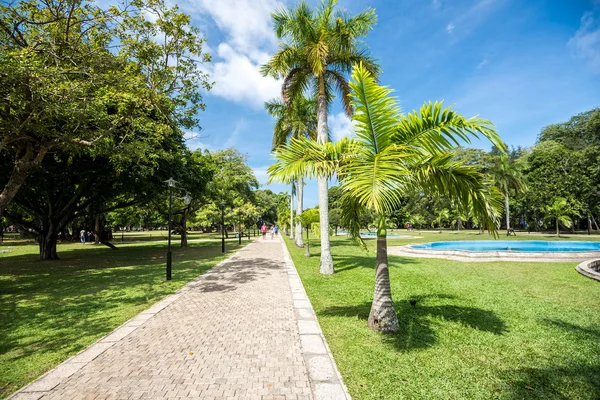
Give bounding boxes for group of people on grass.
[260,223,279,240]
[79,229,95,243]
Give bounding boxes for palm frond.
[268,136,352,184]
[411,153,502,235]
[326,69,353,116]
[338,191,368,249]
[349,63,400,155]
[395,101,504,154]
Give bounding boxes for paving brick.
[23,239,314,400]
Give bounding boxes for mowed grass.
[0,233,247,399]
[285,232,600,399]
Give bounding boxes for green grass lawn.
[286,232,600,399]
[0,233,247,399]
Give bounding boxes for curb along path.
[10,237,350,400]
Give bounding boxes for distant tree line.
[324,108,600,235]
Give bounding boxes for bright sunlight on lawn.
[285,232,600,399]
[0,232,245,399]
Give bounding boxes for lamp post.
[166,178,176,281]
[238,209,242,245]
[219,201,225,253]
[165,178,192,281]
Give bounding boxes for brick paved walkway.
[11,238,349,400]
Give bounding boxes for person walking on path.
[261,223,267,239]
[80,229,85,244]
[275,225,279,237]
[270,225,275,240]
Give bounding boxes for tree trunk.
[316,87,334,274]
[556,218,559,237]
[39,228,59,260]
[368,218,399,333]
[180,218,188,247]
[505,193,511,234]
[295,177,304,247]
[290,182,294,240]
[317,176,333,274]
[0,145,49,218]
[94,214,102,245]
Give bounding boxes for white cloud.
[329,113,355,141]
[178,0,284,108]
[568,10,600,72]
[184,0,281,57]
[477,58,490,69]
[224,118,247,148]
[252,166,270,185]
[207,43,281,108]
[446,0,499,40]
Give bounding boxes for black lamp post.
[166,178,176,280]
[165,178,192,281]
[238,209,242,245]
[219,201,226,253]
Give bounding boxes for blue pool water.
[410,240,600,252]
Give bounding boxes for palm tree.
[492,156,525,235]
[262,0,379,274]
[545,197,576,237]
[269,64,502,332]
[265,96,317,247]
[433,208,450,232]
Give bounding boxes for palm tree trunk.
[505,193,511,234]
[368,217,399,333]
[556,218,559,237]
[290,182,294,240]
[295,177,304,247]
[317,89,334,275]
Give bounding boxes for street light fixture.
[219,201,226,253]
[165,178,192,281]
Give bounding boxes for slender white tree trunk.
[317,90,334,275]
[295,177,304,247]
[505,192,510,233]
[290,182,294,240]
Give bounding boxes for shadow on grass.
[332,254,420,273]
[501,364,600,399]
[319,295,507,352]
[542,318,600,340]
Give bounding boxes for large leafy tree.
[269,65,502,332]
[265,96,317,247]
[262,0,379,274]
[196,149,258,238]
[0,0,211,217]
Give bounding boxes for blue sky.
[177,0,600,207]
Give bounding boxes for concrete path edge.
[279,237,352,400]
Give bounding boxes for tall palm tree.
[265,96,317,247]
[492,156,526,235]
[262,0,379,274]
[269,64,502,332]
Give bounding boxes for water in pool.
[411,240,600,252]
